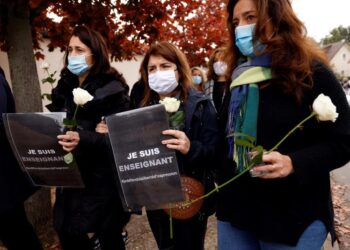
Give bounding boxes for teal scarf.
[227,56,272,173]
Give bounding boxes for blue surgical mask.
[192,75,202,85]
[67,54,91,76]
[235,23,265,57]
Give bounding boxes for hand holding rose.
[60,88,93,153]
[162,129,190,155]
[57,131,80,152]
[239,93,339,179]
[160,97,190,154]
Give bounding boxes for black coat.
[147,89,220,217]
[0,74,36,213]
[181,90,220,217]
[48,70,130,233]
[181,90,219,177]
[216,63,350,245]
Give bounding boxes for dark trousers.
[0,204,42,250]
[147,209,208,250]
[54,187,129,250]
[56,209,126,250]
[57,228,125,250]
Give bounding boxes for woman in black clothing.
[0,67,42,250]
[216,0,350,249]
[48,26,130,250]
[139,42,219,250]
[204,47,230,113]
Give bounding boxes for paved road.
[332,161,350,200]
[326,161,350,250]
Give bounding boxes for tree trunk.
[7,0,42,112]
[6,0,52,230]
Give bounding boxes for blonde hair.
[191,66,207,83]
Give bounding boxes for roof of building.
[322,40,349,60]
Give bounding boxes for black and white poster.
[3,112,84,187]
[106,104,183,211]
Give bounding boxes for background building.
[323,40,350,79]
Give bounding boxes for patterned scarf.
[227,54,272,173]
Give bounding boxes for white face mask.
[148,70,179,95]
[213,61,227,76]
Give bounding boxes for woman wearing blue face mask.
[138,41,219,250]
[191,67,207,92]
[205,47,231,113]
[216,0,350,249]
[47,26,130,250]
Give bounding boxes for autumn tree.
[28,0,228,66]
[321,25,350,45]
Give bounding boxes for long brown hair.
[226,0,328,101]
[207,47,231,83]
[140,42,192,107]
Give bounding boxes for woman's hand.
[96,120,108,134]
[161,129,190,155]
[250,151,294,179]
[57,131,80,152]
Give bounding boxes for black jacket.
[147,89,220,216]
[216,63,350,245]
[138,89,219,179]
[181,89,220,217]
[48,69,130,233]
[0,74,37,213]
[181,89,219,178]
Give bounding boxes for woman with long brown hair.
[216,0,350,249]
[139,41,219,250]
[49,26,130,250]
[205,47,231,112]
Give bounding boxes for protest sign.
[106,104,183,210]
[3,112,84,187]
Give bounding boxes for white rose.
[312,93,338,122]
[159,97,180,113]
[40,61,50,70]
[72,87,94,106]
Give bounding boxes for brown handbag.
[164,175,204,220]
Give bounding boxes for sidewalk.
[323,234,339,250]
[325,161,350,250]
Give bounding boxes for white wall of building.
[0,41,143,110]
[330,44,350,78]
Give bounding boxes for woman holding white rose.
[215,0,350,249]
[137,41,219,250]
[47,26,130,250]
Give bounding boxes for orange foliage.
[3,0,229,66]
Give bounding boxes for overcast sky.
[291,0,350,41]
